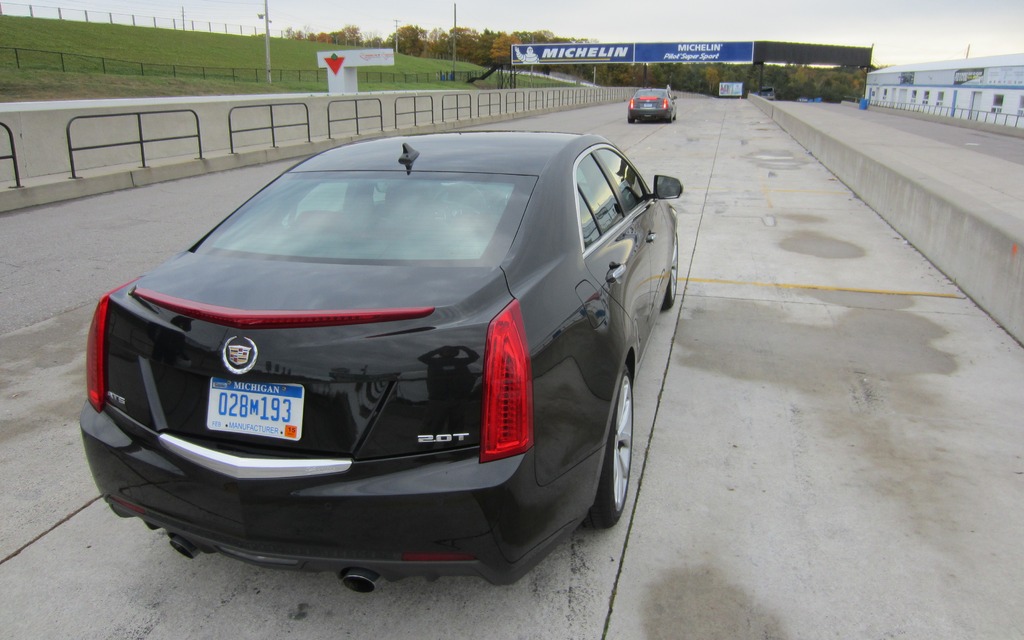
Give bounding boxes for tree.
[452,27,480,64]
[489,33,521,65]
[513,30,556,44]
[426,28,450,59]
[362,31,384,48]
[334,24,361,46]
[391,24,428,56]
[704,66,721,93]
[473,29,500,66]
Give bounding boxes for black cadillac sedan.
[627,88,677,123]
[80,131,682,591]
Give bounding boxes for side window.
[577,189,601,248]
[576,154,621,233]
[594,148,646,212]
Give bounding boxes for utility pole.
[452,4,457,80]
[394,20,400,54]
[260,0,271,83]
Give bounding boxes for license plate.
[206,378,305,441]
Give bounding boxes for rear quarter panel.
[502,150,631,489]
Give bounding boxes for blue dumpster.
[859,98,869,110]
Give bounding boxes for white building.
[866,53,1024,127]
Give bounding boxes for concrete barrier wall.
[0,87,631,209]
[750,95,1024,344]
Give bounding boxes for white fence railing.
[869,99,1024,129]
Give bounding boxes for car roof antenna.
[398,143,419,174]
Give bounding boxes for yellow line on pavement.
[763,188,849,195]
[683,277,963,299]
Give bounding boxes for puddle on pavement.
[643,565,789,640]
[674,298,966,553]
[778,213,827,225]
[745,149,810,170]
[779,231,865,259]
[808,289,914,311]
[676,299,956,388]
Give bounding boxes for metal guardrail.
[65,110,202,179]
[869,100,1024,128]
[1,122,22,188]
[441,93,472,122]
[476,92,501,118]
[528,90,544,111]
[327,98,383,138]
[505,91,525,114]
[548,91,570,108]
[228,103,311,154]
[394,95,434,128]
[8,88,633,187]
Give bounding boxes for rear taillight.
[662,98,669,109]
[480,299,533,463]
[86,281,135,413]
[629,98,635,109]
[108,495,146,515]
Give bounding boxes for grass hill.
[0,14,550,101]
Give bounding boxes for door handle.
[607,261,627,283]
[646,232,657,243]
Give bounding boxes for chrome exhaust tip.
[168,534,199,559]
[340,568,380,593]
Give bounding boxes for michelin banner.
[512,43,634,65]
[636,42,754,63]
[511,42,754,65]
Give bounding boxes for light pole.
[258,0,271,84]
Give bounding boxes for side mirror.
[653,175,683,200]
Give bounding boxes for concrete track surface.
[1,99,1022,639]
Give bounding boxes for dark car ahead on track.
[81,131,682,591]
[628,88,677,123]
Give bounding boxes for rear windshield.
[634,90,667,99]
[196,171,536,265]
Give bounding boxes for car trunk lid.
[102,252,509,459]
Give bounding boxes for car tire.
[585,371,633,529]
[628,117,635,124]
[661,238,678,310]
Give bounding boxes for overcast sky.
[23,0,1024,66]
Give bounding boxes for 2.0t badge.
[221,336,258,375]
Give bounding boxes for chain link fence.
[0,2,280,37]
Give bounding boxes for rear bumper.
[80,404,595,584]
[628,109,671,120]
